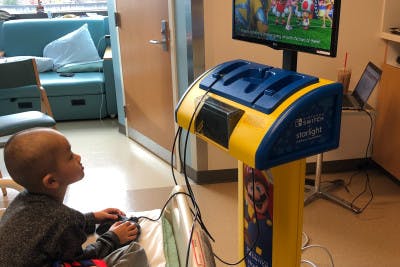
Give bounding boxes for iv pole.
[303,153,361,213]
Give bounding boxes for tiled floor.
[1,119,400,267]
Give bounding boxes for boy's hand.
[93,208,126,223]
[109,221,139,245]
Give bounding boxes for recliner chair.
[0,58,56,197]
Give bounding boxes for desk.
[373,62,400,180]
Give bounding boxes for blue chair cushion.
[39,72,105,96]
[0,111,56,136]
[0,73,105,100]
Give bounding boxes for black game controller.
[96,215,141,244]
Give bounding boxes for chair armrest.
[103,46,117,116]
[0,178,24,192]
[103,46,112,60]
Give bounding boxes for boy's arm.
[82,231,121,259]
[83,212,97,235]
[56,225,120,261]
[81,212,123,258]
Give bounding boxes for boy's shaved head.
[3,128,65,191]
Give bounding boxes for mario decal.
[243,165,274,267]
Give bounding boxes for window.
[0,0,107,15]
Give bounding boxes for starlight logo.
[296,126,323,140]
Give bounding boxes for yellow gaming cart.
[175,59,342,267]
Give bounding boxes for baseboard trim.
[118,123,125,134]
[183,158,377,184]
[305,158,373,174]
[185,166,238,184]
[372,161,400,186]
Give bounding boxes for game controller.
[96,215,141,244]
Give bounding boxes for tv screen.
[233,0,341,57]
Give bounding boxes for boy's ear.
[42,174,59,189]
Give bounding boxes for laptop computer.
[342,61,382,110]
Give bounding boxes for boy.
[0,128,148,267]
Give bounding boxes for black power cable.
[135,191,192,222]
[173,88,263,266]
[180,89,215,241]
[213,167,262,266]
[345,108,375,212]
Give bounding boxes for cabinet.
[372,0,400,179]
[379,0,400,68]
[373,63,400,179]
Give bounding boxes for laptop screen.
[352,62,382,107]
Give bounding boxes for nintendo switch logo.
[295,118,303,127]
[295,114,324,128]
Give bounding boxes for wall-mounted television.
[233,0,341,58]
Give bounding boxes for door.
[116,0,175,160]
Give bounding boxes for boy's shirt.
[0,190,119,267]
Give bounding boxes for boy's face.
[52,133,84,186]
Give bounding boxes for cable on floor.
[302,231,310,248]
[343,108,375,213]
[301,259,318,267]
[301,232,335,267]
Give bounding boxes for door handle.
[149,39,166,45]
[149,20,168,51]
